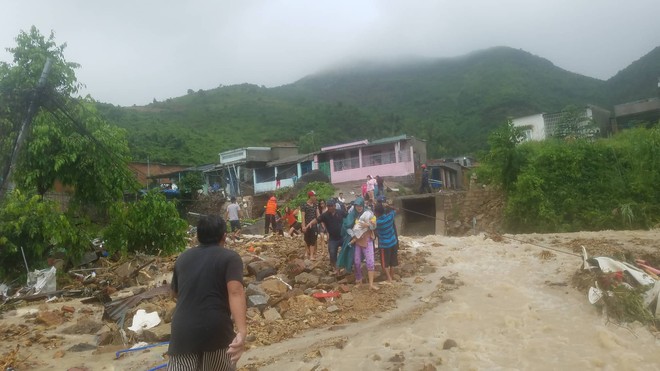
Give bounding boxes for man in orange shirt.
[264,195,277,234]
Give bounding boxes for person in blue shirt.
[374,202,398,284]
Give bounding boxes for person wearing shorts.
[225,197,242,241]
[167,216,247,370]
[375,202,398,284]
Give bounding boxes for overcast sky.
[2,1,659,106]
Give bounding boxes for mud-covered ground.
[1,229,659,370]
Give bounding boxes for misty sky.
[2,1,659,106]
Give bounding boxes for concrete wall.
[512,113,546,141]
[396,187,504,236]
[330,160,414,184]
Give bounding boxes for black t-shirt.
[168,244,244,354]
[316,209,346,241]
[302,202,318,225]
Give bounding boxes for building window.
[254,167,275,183]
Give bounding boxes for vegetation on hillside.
[478,122,660,232]
[96,45,657,165]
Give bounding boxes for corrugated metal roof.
[368,134,410,145]
[149,164,216,178]
[267,153,315,167]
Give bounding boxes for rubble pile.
[0,232,433,368]
[230,234,433,348]
[566,237,660,326]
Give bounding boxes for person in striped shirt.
[374,202,398,284]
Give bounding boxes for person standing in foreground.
[305,199,346,276]
[225,197,242,242]
[168,215,247,370]
[374,202,398,284]
[301,191,320,260]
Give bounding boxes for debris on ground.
[0,231,434,370]
[572,242,660,327]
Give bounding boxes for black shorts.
[380,245,398,268]
[304,227,318,246]
[229,220,241,231]
[291,222,302,231]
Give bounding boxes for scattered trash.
[27,266,57,295]
[581,246,659,323]
[127,310,161,333]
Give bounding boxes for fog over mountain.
[2,1,659,106]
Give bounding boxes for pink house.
[315,135,427,184]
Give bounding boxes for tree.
[1,27,81,188]
[477,119,526,192]
[298,131,321,153]
[16,98,137,209]
[0,26,137,211]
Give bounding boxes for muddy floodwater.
[245,230,660,370]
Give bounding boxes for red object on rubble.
[312,291,341,299]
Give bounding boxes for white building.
[512,105,610,141]
[511,113,545,141]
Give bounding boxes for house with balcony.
[252,153,316,194]
[315,135,426,185]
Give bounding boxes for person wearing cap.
[305,198,346,275]
[419,164,431,193]
[301,190,320,260]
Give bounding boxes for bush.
[481,123,660,232]
[285,181,336,209]
[103,190,188,255]
[0,190,86,278]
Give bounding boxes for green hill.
[606,46,660,104]
[97,46,659,164]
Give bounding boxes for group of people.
[166,185,400,369]
[361,174,385,203]
[304,190,399,291]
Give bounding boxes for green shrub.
[0,190,86,278]
[481,123,660,232]
[103,190,188,256]
[285,181,336,209]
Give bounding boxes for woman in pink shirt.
[366,175,377,202]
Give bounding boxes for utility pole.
[0,57,53,200]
